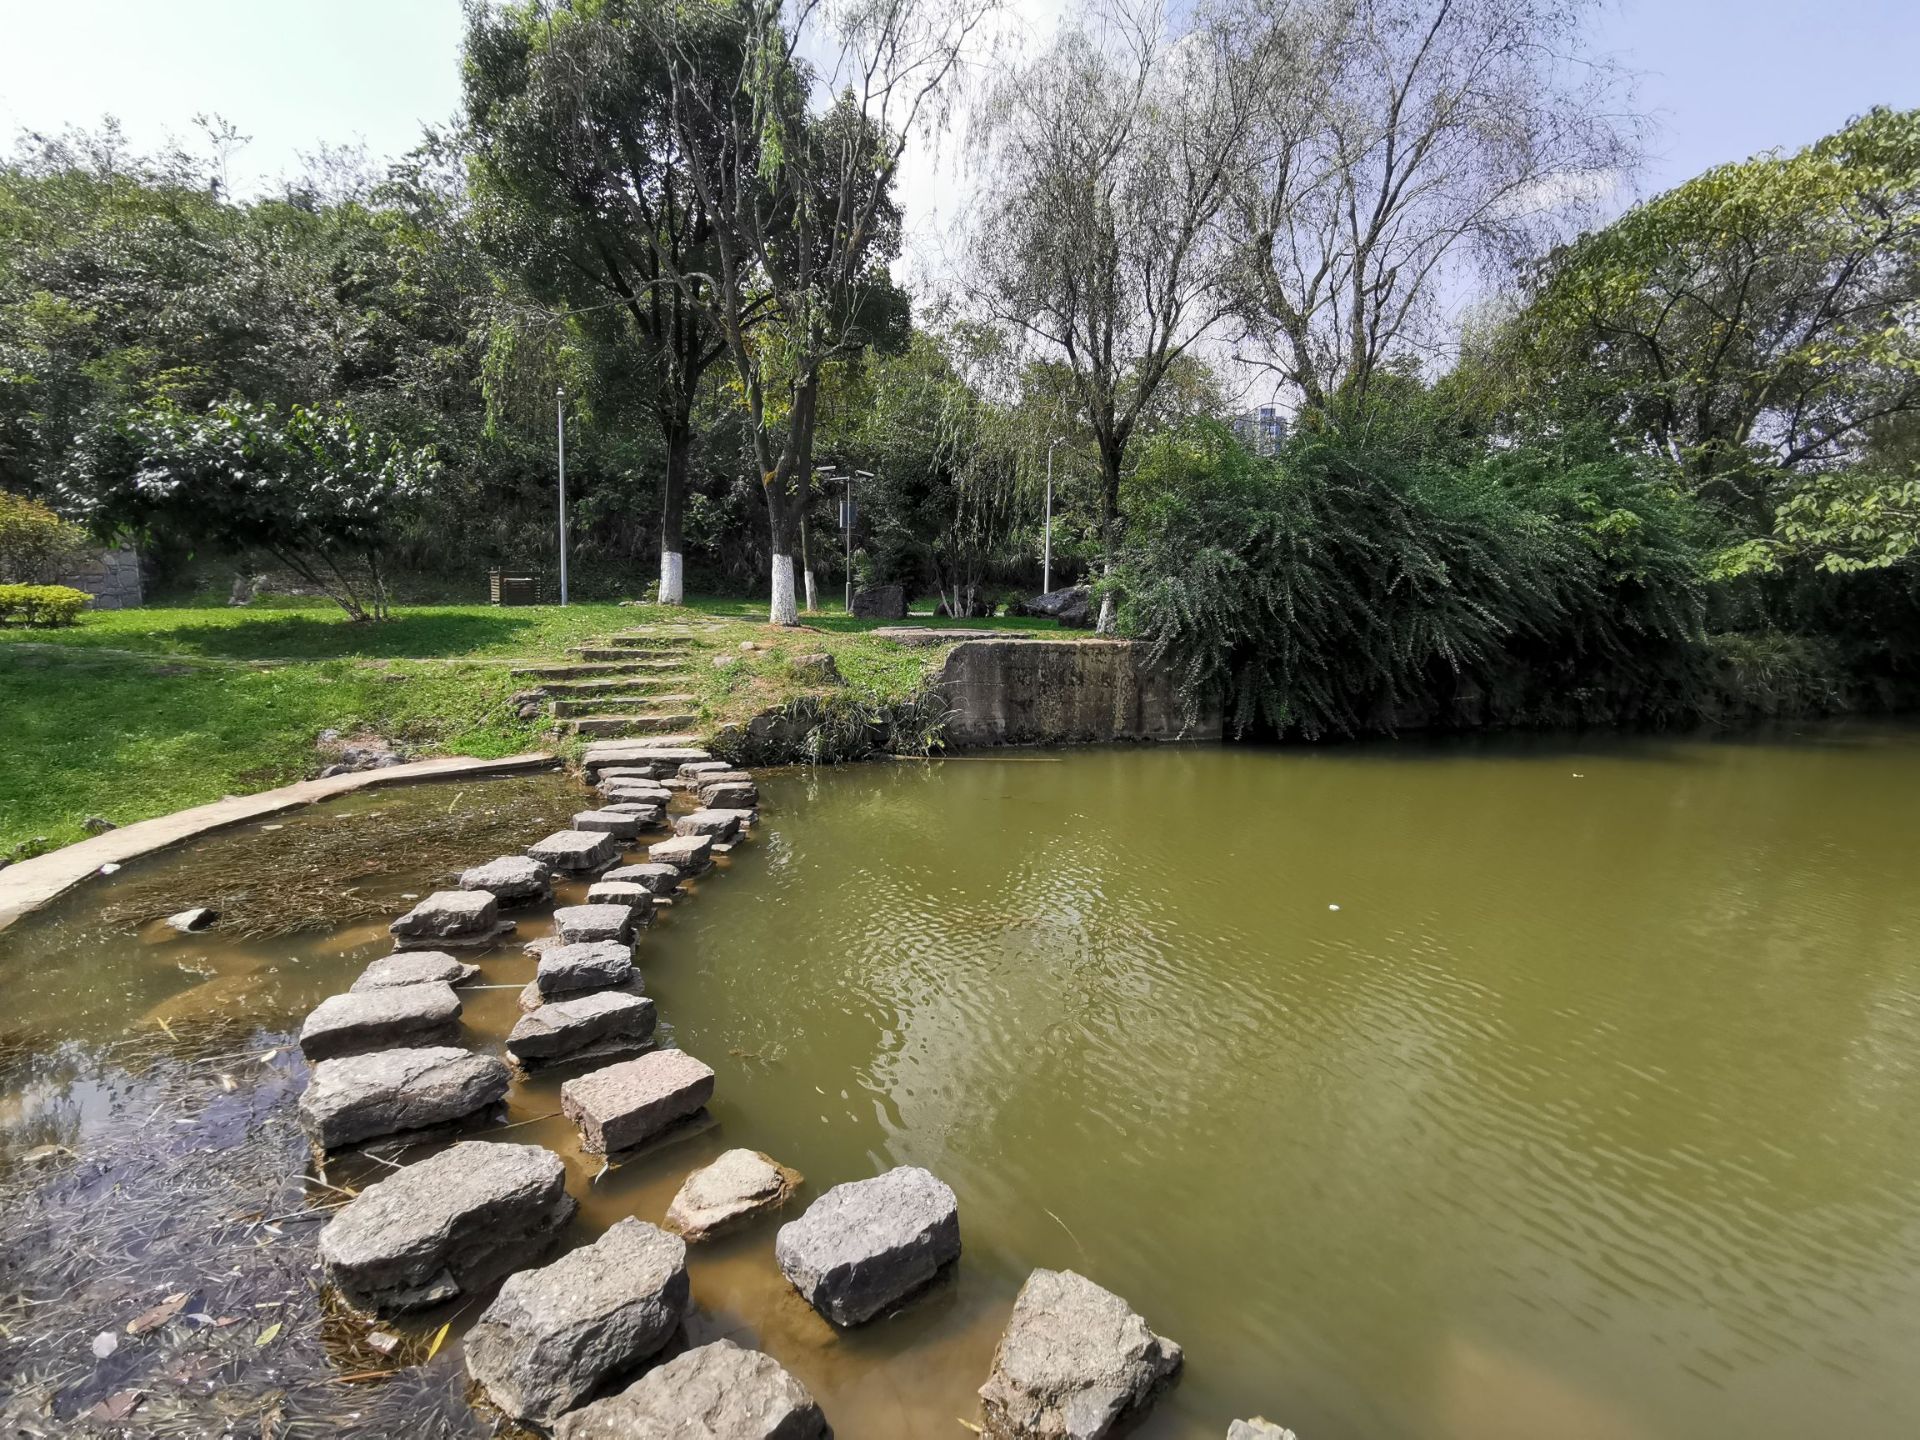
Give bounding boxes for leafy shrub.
[0,492,89,583]
[0,583,90,626]
[711,691,950,766]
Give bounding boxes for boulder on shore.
[298,982,462,1060]
[318,1141,574,1316]
[459,855,552,906]
[465,1216,689,1426]
[552,1339,825,1440]
[351,951,479,992]
[388,889,508,948]
[298,1046,509,1151]
[850,584,906,620]
[665,1148,803,1241]
[528,829,619,874]
[562,1049,715,1155]
[774,1165,959,1326]
[536,940,634,998]
[508,990,657,1065]
[978,1268,1183,1440]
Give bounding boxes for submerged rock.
[318,1141,574,1316]
[298,1046,509,1151]
[774,1166,960,1326]
[665,1149,803,1241]
[978,1268,1183,1440]
[298,982,462,1060]
[553,902,639,945]
[602,863,681,897]
[459,855,553,906]
[528,829,619,874]
[553,1338,825,1440]
[465,1217,689,1426]
[351,950,479,992]
[507,990,657,1065]
[536,940,635,998]
[648,834,713,876]
[165,906,218,933]
[562,1049,715,1155]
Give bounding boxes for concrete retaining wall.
[932,639,1219,747]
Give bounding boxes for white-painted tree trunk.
[658,550,684,606]
[803,566,817,613]
[770,554,799,626]
[1096,589,1117,634]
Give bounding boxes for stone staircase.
[511,633,704,740]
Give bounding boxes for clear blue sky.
[0,0,1915,215]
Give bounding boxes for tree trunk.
[800,515,817,613]
[659,420,690,606]
[1095,444,1124,634]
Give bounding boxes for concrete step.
[567,647,682,662]
[564,713,701,737]
[606,634,700,647]
[512,660,680,680]
[540,676,688,697]
[551,694,696,717]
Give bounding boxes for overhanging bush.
[0,584,90,626]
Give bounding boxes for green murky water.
[4,728,1920,1438]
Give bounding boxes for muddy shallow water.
[4,729,1920,1438]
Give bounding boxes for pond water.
[4,728,1920,1438]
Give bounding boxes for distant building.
[1233,404,1288,457]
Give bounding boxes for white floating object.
[1328,903,1341,912]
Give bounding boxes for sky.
[2,0,1916,288]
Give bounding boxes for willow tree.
[970,3,1267,630]
[463,0,738,604]
[657,0,983,624]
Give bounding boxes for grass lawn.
[0,594,1079,855]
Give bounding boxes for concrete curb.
[0,753,560,933]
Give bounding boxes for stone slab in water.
[351,950,479,991]
[389,889,500,942]
[554,902,638,944]
[598,803,666,827]
[298,982,462,1060]
[707,807,757,834]
[465,1216,689,1426]
[528,829,619,874]
[1227,1422,1298,1439]
[518,974,646,1014]
[573,809,648,840]
[774,1166,960,1326]
[586,880,653,913]
[165,906,217,933]
[673,808,740,841]
[665,1148,803,1241]
[537,940,634,998]
[977,1268,1183,1440]
[678,760,734,781]
[599,777,673,802]
[459,855,553,906]
[553,1339,825,1440]
[299,1046,510,1151]
[318,1141,574,1316]
[648,833,713,875]
[603,862,681,897]
[562,1049,715,1154]
[508,990,657,1064]
[699,781,759,809]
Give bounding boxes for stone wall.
[54,546,143,610]
[932,639,1220,747]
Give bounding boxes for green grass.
[0,594,1088,854]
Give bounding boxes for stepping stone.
[554,902,639,944]
[459,855,553,906]
[599,778,672,802]
[585,743,710,773]
[708,807,757,834]
[351,951,479,991]
[977,1269,1183,1440]
[562,1049,715,1154]
[298,1046,510,1151]
[537,940,635,998]
[603,863,681,897]
[774,1166,960,1326]
[665,1149,803,1241]
[553,1339,825,1440]
[298,982,462,1060]
[389,890,512,949]
[318,1141,574,1316]
[586,880,653,913]
[528,829,619,874]
[599,803,666,826]
[699,781,759,809]
[648,834,713,875]
[678,760,733,781]
[1228,1423,1298,1439]
[673,809,740,841]
[465,1217,689,1426]
[508,991,657,1065]
[573,809,647,840]
[518,974,646,1014]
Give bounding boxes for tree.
[970,2,1261,630]
[0,490,88,582]
[79,400,433,621]
[464,0,739,605]
[657,0,981,624]
[1518,107,1920,534]
[1221,0,1638,418]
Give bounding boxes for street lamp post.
[556,385,569,607]
[1044,436,1066,594]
